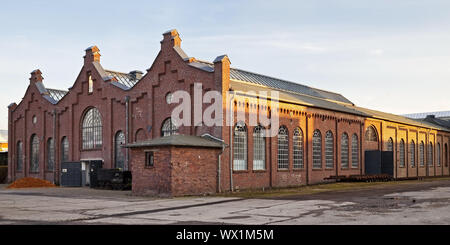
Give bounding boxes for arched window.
[161,118,178,137]
[61,137,69,163]
[445,144,448,167]
[387,138,394,152]
[253,125,265,170]
[351,134,359,168]
[47,138,54,171]
[312,130,322,169]
[341,133,349,168]
[233,121,247,170]
[81,107,102,149]
[135,128,146,142]
[437,143,441,167]
[365,126,378,142]
[410,140,416,167]
[419,141,425,166]
[428,142,433,166]
[16,141,23,171]
[278,126,289,169]
[399,139,405,167]
[325,131,334,169]
[293,127,304,169]
[115,131,126,169]
[30,134,39,172]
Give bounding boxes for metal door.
[365,150,381,175]
[60,162,82,187]
[89,160,103,188]
[381,151,394,176]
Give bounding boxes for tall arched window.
[47,138,54,171]
[341,133,349,168]
[312,130,322,169]
[253,125,265,170]
[419,141,425,166]
[387,138,394,152]
[428,142,433,166]
[233,121,247,170]
[293,127,304,169]
[325,131,334,169]
[115,131,126,169]
[161,118,178,137]
[81,107,102,149]
[445,144,448,167]
[278,126,289,169]
[351,134,359,168]
[61,137,69,163]
[365,126,378,142]
[437,143,441,167]
[399,139,405,167]
[410,140,416,167]
[16,141,23,171]
[30,134,39,172]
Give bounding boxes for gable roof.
[104,70,141,89]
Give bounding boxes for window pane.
[277,126,289,169]
[312,130,322,169]
[82,108,102,149]
[399,140,405,167]
[253,126,265,170]
[233,121,247,170]
[351,134,358,168]
[325,131,334,169]
[293,128,304,169]
[341,133,349,168]
[47,138,54,171]
[115,131,126,169]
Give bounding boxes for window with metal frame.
[410,140,415,167]
[437,143,441,167]
[161,118,178,137]
[428,142,433,166]
[399,139,405,167]
[115,131,126,169]
[325,131,334,169]
[233,121,247,170]
[145,152,154,167]
[445,144,448,167]
[81,108,102,149]
[30,134,39,172]
[351,134,359,168]
[61,137,69,162]
[312,130,322,169]
[47,138,54,171]
[387,138,394,152]
[16,141,23,171]
[293,127,304,169]
[420,141,425,166]
[341,133,349,168]
[278,126,289,170]
[365,126,378,142]
[253,125,265,170]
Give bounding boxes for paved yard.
[1,179,450,225]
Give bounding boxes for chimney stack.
[84,46,101,65]
[161,29,181,48]
[30,69,43,84]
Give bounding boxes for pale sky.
[1,0,450,130]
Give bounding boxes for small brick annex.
[7,29,450,196]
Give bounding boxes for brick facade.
[7,29,450,196]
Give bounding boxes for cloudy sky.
[1,0,450,130]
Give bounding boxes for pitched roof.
[125,134,225,148]
[188,59,353,105]
[403,110,450,119]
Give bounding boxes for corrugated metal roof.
[403,111,450,119]
[104,70,141,89]
[188,59,353,105]
[230,80,368,117]
[125,134,225,148]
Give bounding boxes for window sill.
[252,170,267,173]
[293,168,305,171]
[277,169,289,172]
[233,170,249,174]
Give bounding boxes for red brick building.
[7,29,450,196]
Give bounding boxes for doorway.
[81,160,103,187]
